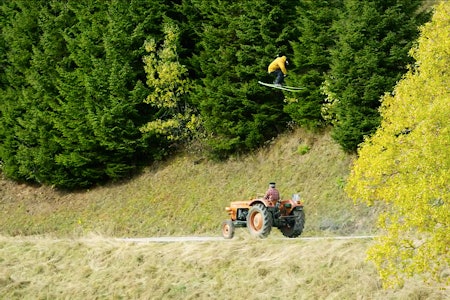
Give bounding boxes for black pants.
[270,70,284,84]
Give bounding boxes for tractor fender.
[248,198,275,208]
[279,198,304,216]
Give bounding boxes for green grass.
[0,128,376,237]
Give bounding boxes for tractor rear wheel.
[279,209,305,238]
[247,203,272,238]
[221,220,235,239]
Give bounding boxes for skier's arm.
[279,61,287,75]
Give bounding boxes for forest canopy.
[0,0,433,188]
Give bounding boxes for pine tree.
[0,0,50,182]
[324,0,429,152]
[285,0,343,129]
[346,1,450,287]
[184,0,298,159]
[0,0,167,188]
[49,0,167,187]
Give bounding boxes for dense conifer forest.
[0,1,432,188]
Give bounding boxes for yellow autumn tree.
[141,20,200,142]
[346,1,449,288]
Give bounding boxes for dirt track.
[117,235,377,243]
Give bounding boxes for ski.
[258,81,305,92]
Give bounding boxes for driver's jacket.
[264,187,280,202]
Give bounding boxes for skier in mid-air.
[268,55,288,86]
[258,55,302,92]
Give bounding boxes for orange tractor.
[221,194,305,239]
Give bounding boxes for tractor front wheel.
[247,203,272,238]
[222,220,235,239]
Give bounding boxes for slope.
[0,128,377,237]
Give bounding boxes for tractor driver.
[264,182,280,202]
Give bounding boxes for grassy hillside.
[1,129,448,299]
[0,128,377,238]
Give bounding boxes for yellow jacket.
[268,56,287,74]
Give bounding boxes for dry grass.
[0,235,447,299]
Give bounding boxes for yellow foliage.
[320,78,340,125]
[346,2,450,288]
[141,21,196,141]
